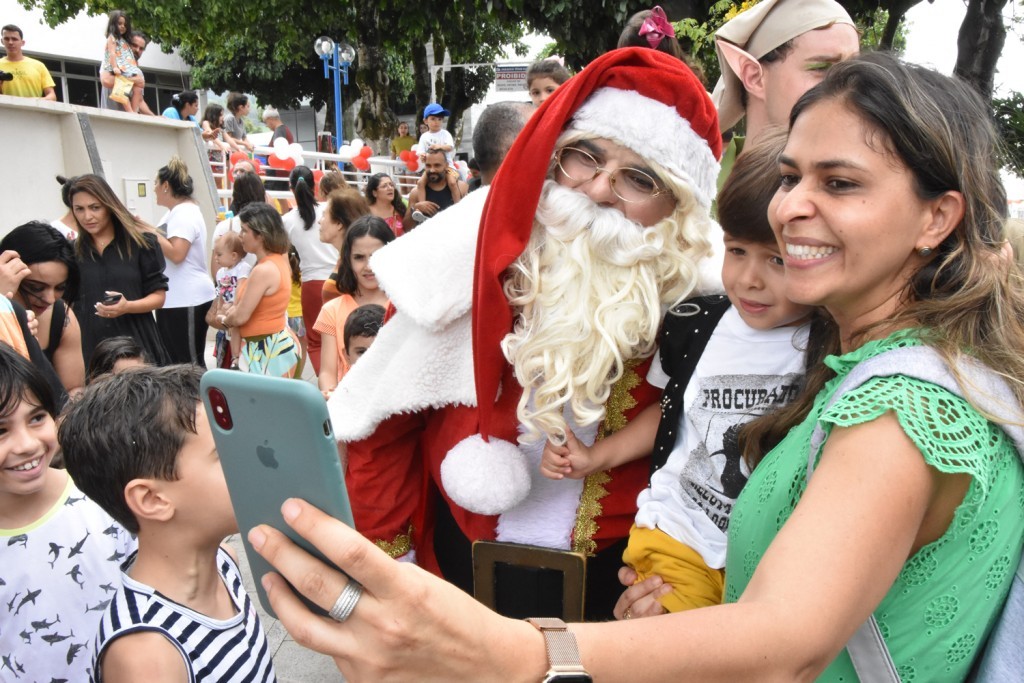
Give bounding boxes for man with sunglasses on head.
[328,47,724,622]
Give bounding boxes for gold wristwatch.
[526,617,593,683]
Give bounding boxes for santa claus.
[329,47,724,620]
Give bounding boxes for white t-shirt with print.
[638,306,809,568]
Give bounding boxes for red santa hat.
[442,48,721,515]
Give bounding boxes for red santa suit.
[328,48,724,620]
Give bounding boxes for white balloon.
[410,144,421,154]
[288,142,304,157]
[351,138,364,151]
[292,155,305,166]
[338,145,354,159]
[273,137,288,151]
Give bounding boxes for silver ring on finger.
[328,580,363,623]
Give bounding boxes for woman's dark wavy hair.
[740,51,1024,467]
[202,103,225,128]
[336,216,395,296]
[230,172,265,215]
[364,173,406,217]
[0,221,80,303]
[288,165,318,231]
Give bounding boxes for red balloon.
[269,154,297,171]
[313,169,324,188]
[230,151,249,166]
[406,158,419,172]
[360,145,373,158]
[351,156,370,171]
[399,150,411,162]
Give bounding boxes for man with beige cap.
[712,0,859,182]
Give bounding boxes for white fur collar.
[372,186,489,332]
[329,189,489,441]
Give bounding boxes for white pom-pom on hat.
[440,434,531,515]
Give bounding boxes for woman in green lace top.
[239,52,1024,681]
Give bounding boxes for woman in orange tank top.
[221,203,300,377]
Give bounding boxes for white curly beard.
[501,180,704,446]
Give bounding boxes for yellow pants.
[622,525,725,612]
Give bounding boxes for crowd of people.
[3,1,1024,682]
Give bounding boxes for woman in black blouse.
[68,175,171,366]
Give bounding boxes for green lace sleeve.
[820,374,1012,499]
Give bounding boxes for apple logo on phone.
[256,444,279,469]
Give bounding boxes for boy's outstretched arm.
[540,403,661,479]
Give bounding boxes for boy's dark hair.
[716,126,788,245]
[2,24,24,39]
[0,343,58,419]
[526,59,571,87]
[60,365,203,534]
[86,335,148,384]
[343,304,385,349]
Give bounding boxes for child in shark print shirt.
[0,344,135,682]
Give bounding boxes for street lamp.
[314,36,356,152]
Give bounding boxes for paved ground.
[226,534,345,683]
[206,341,346,682]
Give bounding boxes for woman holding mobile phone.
[68,174,171,365]
[249,53,1024,682]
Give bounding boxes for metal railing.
[209,143,421,213]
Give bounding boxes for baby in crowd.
[542,129,820,614]
[209,232,251,369]
[61,365,276,681]
[0,343,135,682]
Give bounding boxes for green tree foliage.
[994,92,1024,179]
[19,0,524,153]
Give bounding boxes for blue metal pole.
[333,43,343,151]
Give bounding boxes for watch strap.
[527,617,590,678]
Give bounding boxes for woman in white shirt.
[154,156,216,365]
[282,165,338,374]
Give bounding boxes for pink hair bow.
[639,6,675,49]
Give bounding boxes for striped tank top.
[91,547,277,682]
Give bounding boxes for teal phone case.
[200,370,353,618]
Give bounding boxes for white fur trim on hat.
[441,435,532,515]
[568,87,720,209]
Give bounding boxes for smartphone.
[102,292,123,305]
[200,370,354,618]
